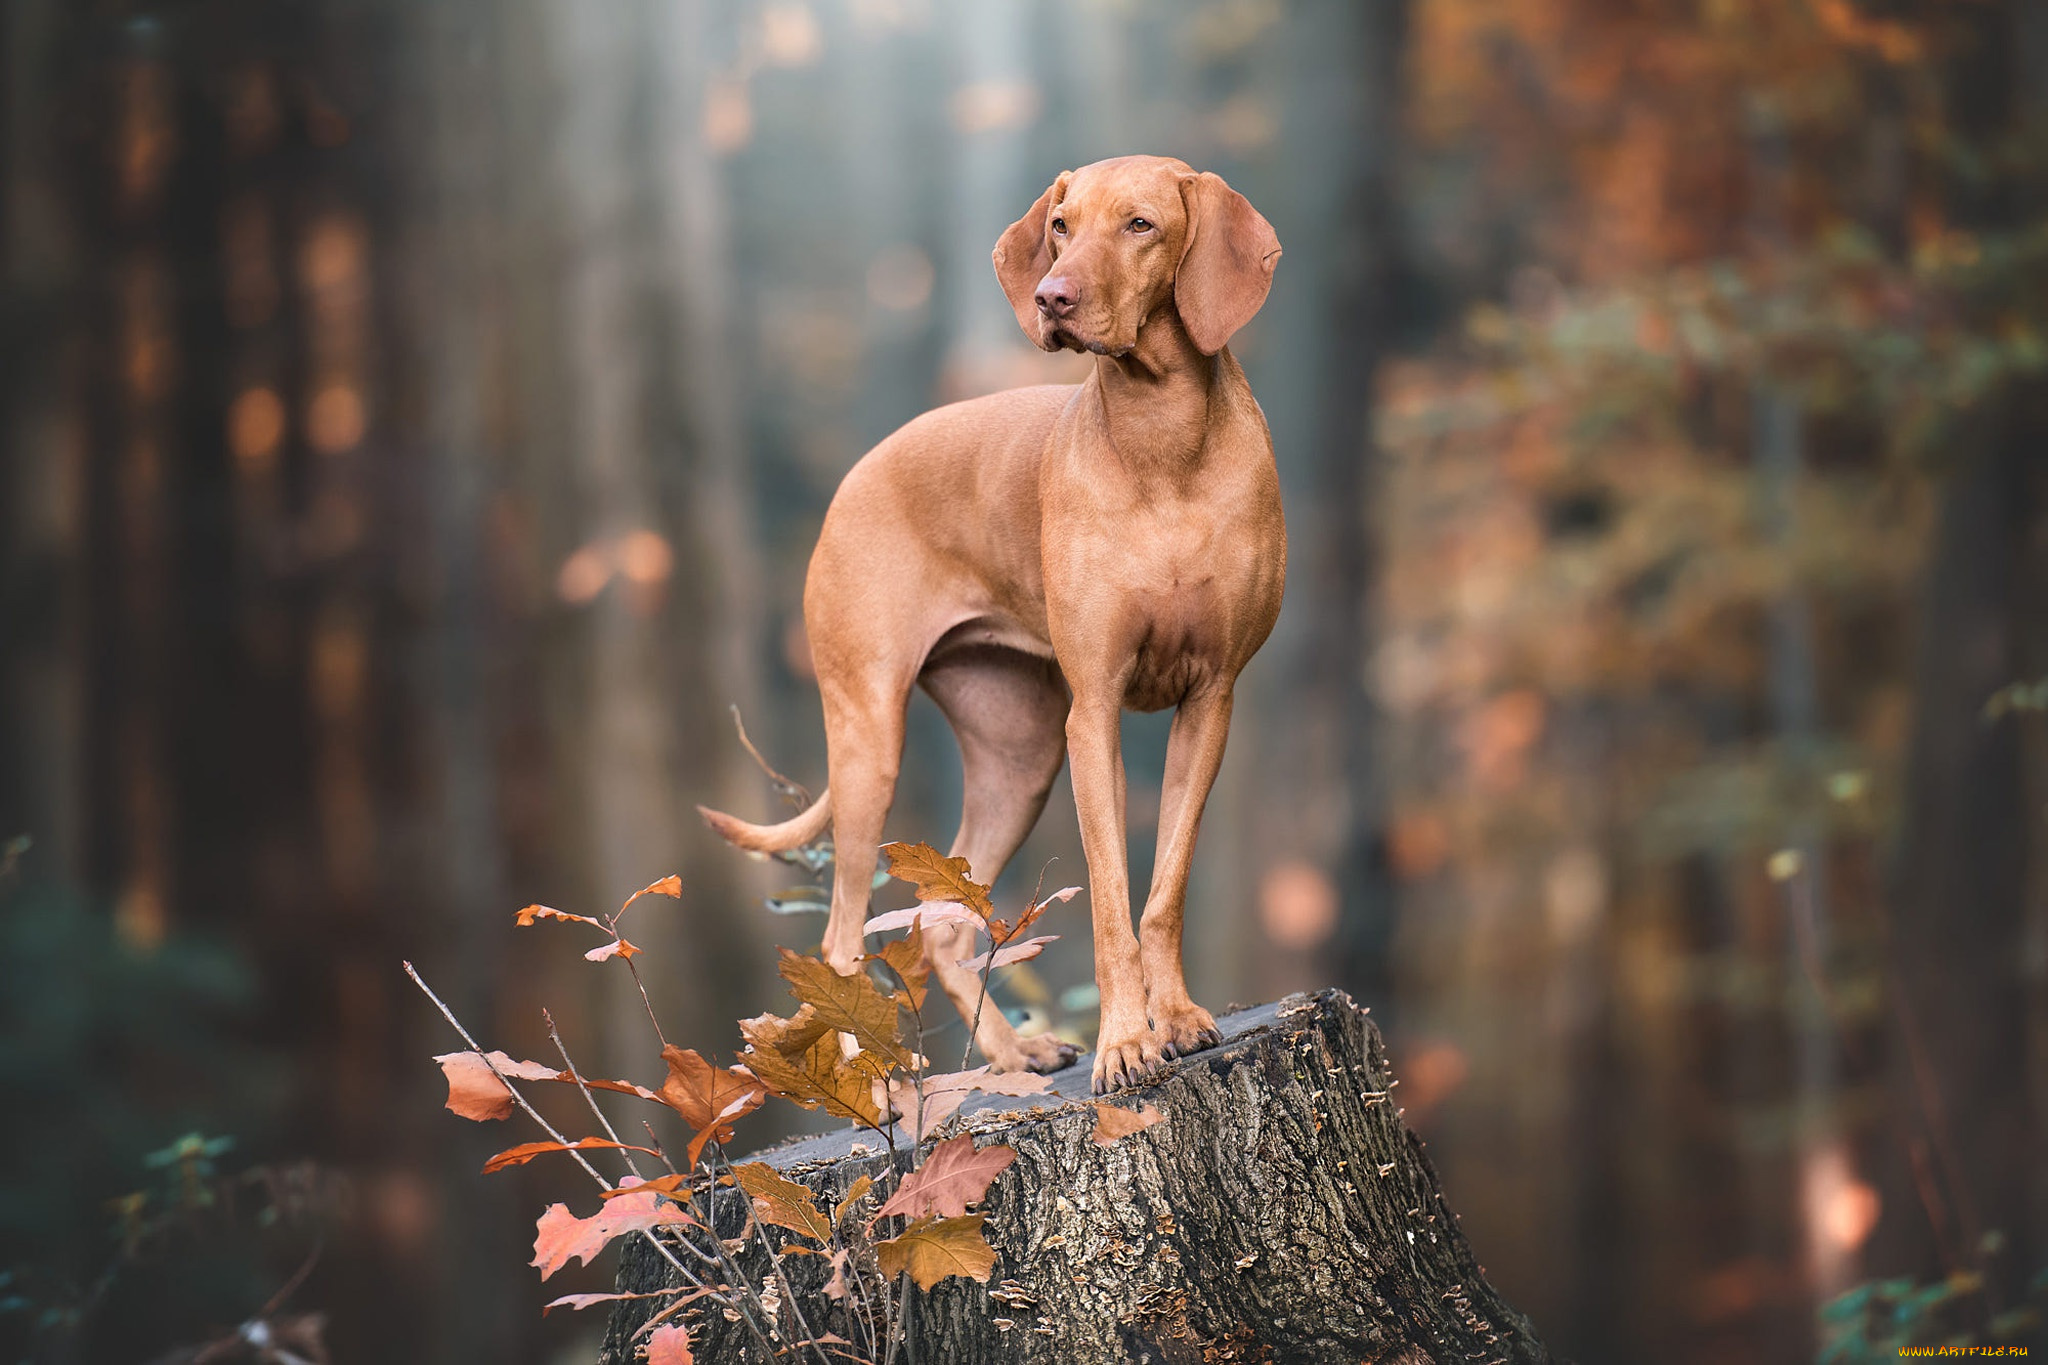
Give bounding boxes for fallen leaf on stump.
[1092,1100,1167,1145]
[869,1135,1014,1224]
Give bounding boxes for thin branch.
[402,962,775,1358]
[546,1009,644,1181]
[732,704,813,808]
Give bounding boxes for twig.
[714,1145,835,1365]
[732,704,813,809]
[402,962,777,1359]
[546,1009,644,1182]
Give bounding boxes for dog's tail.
[696,788,833,856]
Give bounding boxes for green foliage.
[1817,1268,2047,1362]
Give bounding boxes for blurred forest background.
[2,0,2044,1361]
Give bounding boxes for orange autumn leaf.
[600,1173,690,1202]
[516,904,602,928]
[880,841,996,923]
[432,1049,662,1122]
[643,1322,694,1365]
[731,1162,832,1241]
[585,937,642,963]
[990,884,1080,944]
[620,874,683,917]
[1092,1100,1167,1145]
[482,1137,661,1174]
[433,1050,562,1121]
[658,1046,767,1166]
[869,1135,1014,1224]
[874,1212,998,1290]
[867,920,931,1012]
[530,1189,692,1280]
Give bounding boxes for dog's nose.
[1034,277,1078,319]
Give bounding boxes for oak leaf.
[530,1190,691,1279]
[776,950,913,1068]
[482,1137,661,1174]
[880,842,995,922]
[643,1322,694,1364]
[738,1007,882,1126]
[1092,1100,1167,1144]
[542,1287,700,1316]
[870,1135,1014,1224]
[658,1046,767,1166]
[875,1213,998,1290]
[731,1162,832,1241]
[866,920,930,1012]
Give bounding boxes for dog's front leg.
[1138,683,1232,1060]
[1067,690,1154,1093]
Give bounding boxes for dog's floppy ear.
[992,172,1070,349]
[1174,172,1282,355]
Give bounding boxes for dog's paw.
[992,1031,1079,1075]
[1147,1001,1221,1062]
[1091,1028,1167,1094]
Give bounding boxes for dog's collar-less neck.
[1088,306,1228,473]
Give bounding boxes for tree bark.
[600,989,1556,1365]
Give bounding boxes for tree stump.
[599,988,1556,1364]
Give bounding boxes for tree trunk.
[600,990,1556,1365]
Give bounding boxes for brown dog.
[700,155,1284,1093]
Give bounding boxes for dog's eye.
[1051,217,1066,235]
[1129,217,1153,233]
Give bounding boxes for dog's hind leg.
[918,645,1079,1074]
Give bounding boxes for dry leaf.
[542,1288,692,1316]
[482,1137,661,1174]
[875,1213,998,1289]
[433,1050,560,1121]
[833,1174,873,1226]
[986,885,1080,944]
[867,921,930,1012]
[862,902,984,936]
[889,1066,1055,1139]
[585,938,642,963]
[821,1247,851,1300]
[739,1005,883,1126]
[601,1173,690,1202]
[731,1162,832,1241]
[958,935,1058,973]
[622,874,683,916]
[432,1049,662,1121]
[516,904,601,928]
[643,1322,694,1364]
[658,1046,767,1166]
[1092,1101,1167,1145]
[776,949,914,1068]
[870,1135,1014,1224]
[880,842,995,921]
[531,1190,692,1280]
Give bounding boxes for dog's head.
[992,155,1281,358]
